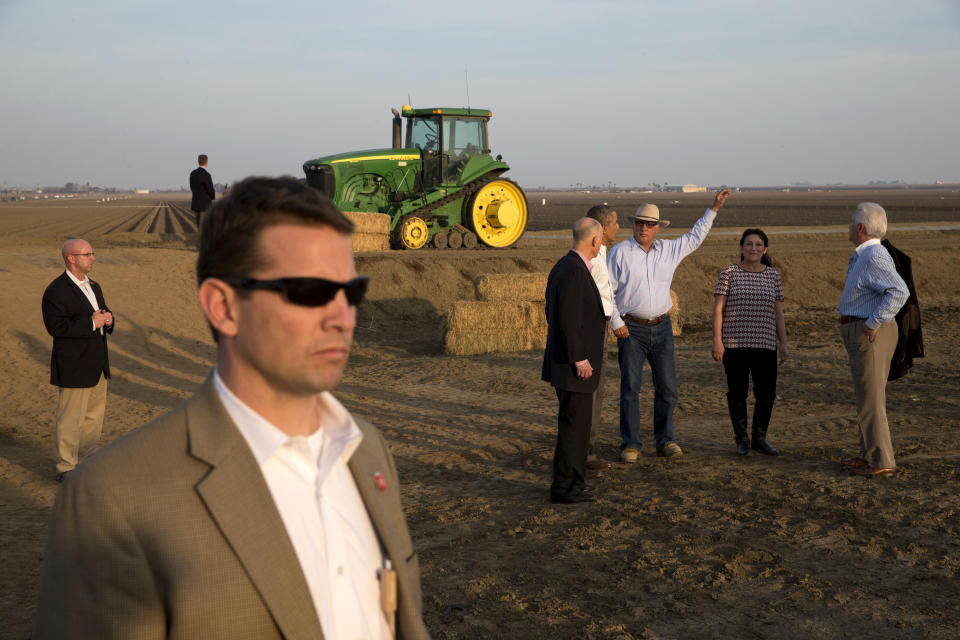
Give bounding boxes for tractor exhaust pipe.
[391,108,402,148]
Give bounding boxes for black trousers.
[722,348,777,404]
[722,347,779,438]
[551,388,593,500]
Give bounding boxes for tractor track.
[391,172,510,250]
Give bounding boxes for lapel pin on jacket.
[374,472,388,490]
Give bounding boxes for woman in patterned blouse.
[712,229,788,456]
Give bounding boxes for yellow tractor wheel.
[392,215,429,250]
[463,178,528,248]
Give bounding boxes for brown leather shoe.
[586,458,611,470]
[657,443,683,458]
[840,457,869,469]
[850,466,896,477]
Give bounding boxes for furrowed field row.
[0,202,199,238]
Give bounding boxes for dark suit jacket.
[190,166,215,212]
[33,377,429,640]
[41,272,113,388]
[541,251,606,393]
[882,239,924,381]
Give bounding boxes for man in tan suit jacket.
[34,177,429,639]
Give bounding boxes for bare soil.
[1,191,958,639]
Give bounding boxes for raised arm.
[711,188,731,212]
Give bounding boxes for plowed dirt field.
[2,191,959,639]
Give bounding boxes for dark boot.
[751,399,780,455]
[726,397,750,456]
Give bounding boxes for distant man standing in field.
[190,153,215,227]
[41,239,114,482]
[34,177,428,639]
[542,217,607,504]
[608,189,730,462]
[838,202,908,477]
[584,205,620,470]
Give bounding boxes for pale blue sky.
[1,0,958,189]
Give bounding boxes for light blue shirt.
[838,238,908,330]
[607,208,716,331]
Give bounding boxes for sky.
[1,0,959,190]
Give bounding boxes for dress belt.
[622,312,668,326]
[839,315,867,324]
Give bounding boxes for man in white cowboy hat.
[608,189,731,463]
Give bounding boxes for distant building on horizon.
[663,183,707,193]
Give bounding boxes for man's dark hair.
[197,175,353,287]
[198,154,208,166]
[586,204,617,227]
[196,176,354,342]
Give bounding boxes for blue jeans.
[617,318,678,452]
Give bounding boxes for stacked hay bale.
[473,273,549,303]
[344,211,390,252]
[444,274,548,356]
[669,289,683,336]
[445,272,683,356]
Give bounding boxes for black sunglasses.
[219,276,369,307]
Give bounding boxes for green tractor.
[303,105,528,250]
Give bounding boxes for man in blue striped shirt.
[608,189,730,462]
[838,202,908,477]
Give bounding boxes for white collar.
[854,237,882,255]
[65,269,88,287]
[629,236,659,252]
[212,368,362,466]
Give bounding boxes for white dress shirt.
[214,370,390,640]
[65,269,100,332]
[590,244,615,318]
[607,209,716,330]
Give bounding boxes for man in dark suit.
[41,238,114,482]
[34,177,428,640]
[190,153,215,227]
[542,217,607,504]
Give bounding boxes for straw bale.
[444,326,547,356]
[350,232,390,252]
[447,301,546,331]
[343,211,391,235]
[474,273,548,302]
[669,289,682,336]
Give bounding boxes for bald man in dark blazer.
[542,218,607,504]
[41,238,114,481]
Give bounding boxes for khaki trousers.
[841,320,897,469]
[55,374,108,473]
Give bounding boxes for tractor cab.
[400,106,491,188]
